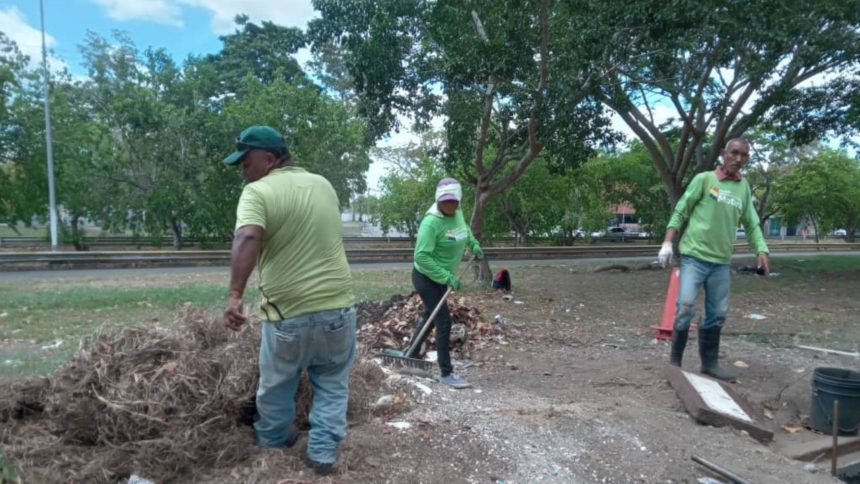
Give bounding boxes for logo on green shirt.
[444,227,468,242]
[709,186,742,210]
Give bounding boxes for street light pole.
[39,0,59,251]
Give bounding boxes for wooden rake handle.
[404,261,474,358]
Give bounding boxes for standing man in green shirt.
[657,138,769,382]
[222,125,355,476]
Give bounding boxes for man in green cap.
[222,125,355,476]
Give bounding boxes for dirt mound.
[0,304,385,483]
[357,292,501,359]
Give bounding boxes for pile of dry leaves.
[356,292,502,360]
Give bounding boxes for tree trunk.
[70,214,86,251]
[469,189,493,282]
[810,217,820,243]
[757,183,772,228]
[667,178,685,208]
[170,218,183,250]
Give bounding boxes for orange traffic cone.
[651,268,680,340]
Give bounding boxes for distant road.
[1,251,856,281]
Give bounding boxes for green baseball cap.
[222,125,287,166]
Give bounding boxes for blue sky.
[0,0,317,74]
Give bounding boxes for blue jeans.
[254,306,356,464]
[673,256,731,331]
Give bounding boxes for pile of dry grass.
[0,303,385,483]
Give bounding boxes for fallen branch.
[795,345,860,357]
[92,391,168,425]
[722,331,800,336]
[593,264,630,273]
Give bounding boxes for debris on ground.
[356,292,503,360]
[0,304,389,483]
[795,345,860,357]
[385,421,412,431]
[593,264,631,273]
[593,263,663,272]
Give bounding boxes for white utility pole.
[40,0,59,250]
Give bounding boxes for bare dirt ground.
[194,257,859,484]
[4,256,860,483]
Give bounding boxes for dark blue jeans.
[411,268,453,376]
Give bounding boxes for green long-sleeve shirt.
[413,205,481,285]
[667,170,768,264]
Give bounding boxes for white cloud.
[0,6,70,72]
[88,1,318,67]
[177,0,317,34]
[89,0,319,34]
[93,0,183,27]
[0,6,56,65]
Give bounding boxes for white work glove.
[657,242,674,268]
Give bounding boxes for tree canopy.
[0,21,372,248]
[576,0,860,204]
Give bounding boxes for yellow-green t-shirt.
[235,166,354,320]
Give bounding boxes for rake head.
[377,350,437,371]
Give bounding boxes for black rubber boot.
[669,329,688,366]
[699,327,736,382]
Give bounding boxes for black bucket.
[810,367,860,436]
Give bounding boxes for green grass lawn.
[1,256,856,381]
[0,225,46,237]
[0,267,412,380]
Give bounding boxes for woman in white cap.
[411,177,483,388]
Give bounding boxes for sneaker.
[439,373,472,389]
[303,452,335,476]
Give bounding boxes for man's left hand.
[472,246,484,261]
[224,294,247,331]
[756,253,770,277]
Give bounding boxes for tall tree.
[193,15,308,97]
[47,80,119,248]
[577,0,860,204]
[577,143,672,241]
[492,158,567,246]
[78,32,206,248]
[375,142,445,241]
[0,33,35,228]
[309,0,616,277]
[219,75,372,205]
[744,131,814,228]
[0,32,26,125]
[773,149,860,242]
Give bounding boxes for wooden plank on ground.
[778,436,860,461]
[665,364,774,443]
